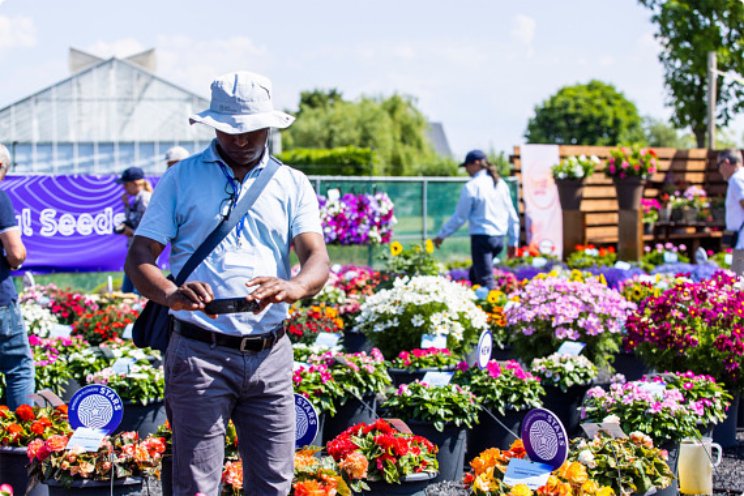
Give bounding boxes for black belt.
[172,319,285,352]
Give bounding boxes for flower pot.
[613,177,646,211]
[60,378,82,403]
[490,344,516,361]
[467,409,525,460]
[388,367,455,387]
[643,223,655,235]
[655,440,680,496]
[115,399,167,437]
[0,447,49,496]
[713,394,739,449]
[310,412,326,447]
[738,395,744,429]
[659,206,672,223]
[45,477,142,496]
[540,385,589,436]
[342,331,373,354]
[407,421,467,483]
[555,179,585,211]
[712,207,725,225]
[324,394,377,441]
[362,471,438,496]
[161,454,173,496]
[682,207,698,224]
[611,350,650,381]
[671,208,684,222]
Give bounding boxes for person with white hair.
[125,72,329,495]
[164,146,190,168]
[0,144,33,410]
[718,148,744,275]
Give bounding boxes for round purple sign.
[294,394,319,447]
[520,408,568,469]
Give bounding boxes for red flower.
[15,404,35,422]
[30,418,52,435]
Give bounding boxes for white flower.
[577,449,596,468]
[603,414,621,424]
[411,314,425,327]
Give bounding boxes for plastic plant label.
[581,422,627,439]
[477,330,493,369]
[725,253,733,265]
[638,381,667,398]
[503,458,553,489]
[326,189,341,201]
[421,371,454,386]
[531,257,548,268]
[663,251,678,263]
[122,323,133,340]
[614,261,632,270]
[556,341,585,356]
[49,324,72,338]
[421,334,447,349]
[38,389,65,407]
[111,357,135,375]
[294,394,319,447]
[67,427,106,452]
[314,332,341,348]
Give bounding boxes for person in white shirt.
[719,148,744,275]
[434,149,520,288]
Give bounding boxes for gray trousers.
[164,330,295,496]
[733,249,744,277]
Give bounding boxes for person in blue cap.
[434,149,520,288]
[115,166,152,293]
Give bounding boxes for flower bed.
[318,192,396,245]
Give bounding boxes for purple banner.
[0,175,168,273]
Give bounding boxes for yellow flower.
[557,461,588,485]
[473,467,497,492]
[580,480,599,495]
[509,483,534,496]
[597,274,608,286]
[425,239,435,254]
[487,290,504,304]
[596,487,614,496]
[390,241,403,257]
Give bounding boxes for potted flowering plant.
[293,363,344,446]
[551,154,599,210]
[326,419,438,494]
[379,241,442,280]
[473,289,509,354]
[354,275,488,359]
[624,271,744,446]
[20,302,59,338]
[641,198,661,232]
[640,242,690,271]
[292,447,351,496]
[47,288,99,327]
[605,146,657,210]
[569,432,673,496]
[505,276,636,368]
[29,336,88,399]
[387,348,460,386]
[463,439,615,496]
[565,244,617,270]
[284,303,345,345]
[307,349,391,440]
[71,305,140,345]
[530,353,598,434]
[27,431,165,495]
[317,191,396,246]
[381,381,479,482]
[501,246,560,270]
[328,264,384,352]
[711,248,733,268]
[454,360,543,456]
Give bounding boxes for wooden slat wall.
[510,146,732,244]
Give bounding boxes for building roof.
[427,121,453,158]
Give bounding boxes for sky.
[0,0,741,158]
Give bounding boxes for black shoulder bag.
[132,158,281,353]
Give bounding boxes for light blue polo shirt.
[135,139,322,336]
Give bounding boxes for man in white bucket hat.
[126,71,329,495]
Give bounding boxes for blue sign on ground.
[295,393,319,447]
[520,408,568,470]
[68,385,124,435]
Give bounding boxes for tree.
[524,80,644,146]
[283,92,455,176]
[639,0,744,147]
[642,116,695,148]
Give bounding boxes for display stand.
[562,210,586,257]
[618,210,642,261]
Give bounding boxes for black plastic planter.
[0,446,49,496]
[407,421,467,483]
[466,408,525,460]
[116,400,167,437]
[45,478,142,496]
[362,471,438,496]
[324,394,377,441]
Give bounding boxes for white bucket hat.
[189,71,295,134]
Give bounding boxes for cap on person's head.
[189,71,295,135]
[164,146,190,164]
[116,166,145,184]
[460,149,487,167]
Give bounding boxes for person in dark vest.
[0,144,34,409]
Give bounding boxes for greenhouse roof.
[0,56,214,143]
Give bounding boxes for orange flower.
[15,404,35,422]
[507,439,527,459]
[55,405,69,415]
[556,461,588,485]
[30,417,52,435]
[0,405,9,419]
[339,451,368,480]
[293,480,329,496]
[45,435,69,452]
[469,448,504,475]
[294,449,319,471]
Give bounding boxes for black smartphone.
[204,297,261,314]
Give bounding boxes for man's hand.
[245,277,306,313]
[433,237,444,248]
[121,193,129,205]
[507,246,517,258]
[165,281,215,313]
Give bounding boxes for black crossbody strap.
[173,157,281,286]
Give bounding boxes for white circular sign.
[477,330,493,369]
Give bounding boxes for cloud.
[0,15,36,49]
[511,14,536,46]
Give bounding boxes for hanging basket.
[613,177,646,210]
[555,179,585,211]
